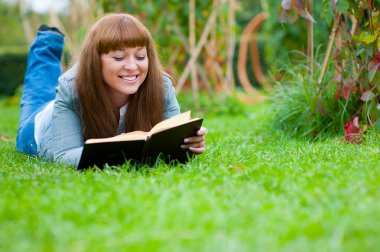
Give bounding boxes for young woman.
[16,13,207,168]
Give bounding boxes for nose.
[123,58,138,70]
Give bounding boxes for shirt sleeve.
[52,80,83,168]
[163,75,180,119]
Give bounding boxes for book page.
[86,131,148,144]
[85,111,197,144]
[149,111,192,135]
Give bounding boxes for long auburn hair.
[76,13,165,139]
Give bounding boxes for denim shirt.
[37,65,180,168]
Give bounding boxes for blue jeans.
[16,30,64,155]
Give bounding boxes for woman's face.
[101,47,149,107]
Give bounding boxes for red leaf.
[372,54,380,64]
[343,86,350,99]
[344,117,360,134]
[368,0,373,9]
[342,79,356,99]
[344,116,362,143]
[359,84,366,94]
[335,85,342,100]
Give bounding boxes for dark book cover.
[77,118,203,170]
[142,118,203,163]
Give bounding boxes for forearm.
[52,79,84,168]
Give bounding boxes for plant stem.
[307,0,314,79]
[317,11,342,88]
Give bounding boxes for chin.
[125,87,141,95]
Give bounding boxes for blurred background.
[0,0,329,103]
[2,0,379,143]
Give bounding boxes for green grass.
[1,102,380,252]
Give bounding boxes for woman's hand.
[181,127,207,154]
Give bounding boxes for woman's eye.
[136,56,146,60]
[113,57,124,61]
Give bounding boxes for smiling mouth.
[120,75,138,81]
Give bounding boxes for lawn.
[1,102,380,252]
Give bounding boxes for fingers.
[181,139,205,148]
[181,135,206,155]
[188,146,205,154]
[181,141,205,154]
[180,127,208,155]
[183,127,207,143]
[184,135,205,144]
[197,127,208,136]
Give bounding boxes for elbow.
[54,150,81,168]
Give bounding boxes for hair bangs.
[98,16,148,54]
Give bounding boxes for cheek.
[141,61,149,75]
[101,67,110,81]
[102,62,119,77]
[101,66,117,85]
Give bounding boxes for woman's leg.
[16,26,64,155]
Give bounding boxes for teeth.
[121,75,137,81]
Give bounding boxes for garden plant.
[273,0,380,141]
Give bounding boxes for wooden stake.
[226,0,236,93]
[317,11,342,87]
[189,0,199,100]
[175,0,221,94]
[166,13,213,93]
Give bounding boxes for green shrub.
[269,51,353,139]
[0,53,27,96]
[268,53,377,141]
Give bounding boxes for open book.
[77,111,203,169]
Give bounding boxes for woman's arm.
[52,79,84,167]
[163,75,180,119]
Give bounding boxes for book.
[77,111,203,169]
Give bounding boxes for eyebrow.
[109,47,146,54]
[135,47,146,51]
